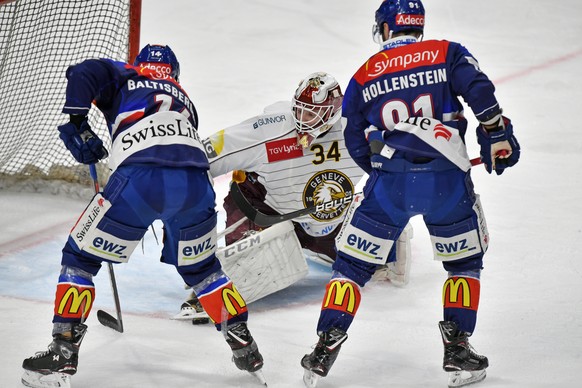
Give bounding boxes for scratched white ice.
[1,0,581,387]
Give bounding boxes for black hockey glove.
[476,115,520,175]
[58,115,108,165]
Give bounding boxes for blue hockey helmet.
[373,0,425,42]
[134,44,180,81]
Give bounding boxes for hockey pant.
[53,165,245,326]
[317,168,488,334]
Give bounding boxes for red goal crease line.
[494,48,582,85]
[0,219,76,259]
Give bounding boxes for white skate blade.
[171,307,210,321]
[22,370,71,388]
[249,369,268,386]
[303,369,321,388]
[448,369,486,387]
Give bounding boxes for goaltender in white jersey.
[175,72,413,323]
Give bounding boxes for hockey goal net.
[0,0,141,190]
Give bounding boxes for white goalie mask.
[292,72,343,148]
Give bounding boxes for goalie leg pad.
[372,222,413,285]
[53,266,95,324]
[217,220,307,304]
[191,270,248,326]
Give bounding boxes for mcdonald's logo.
[322,280,361,315]
[442,277,480,311]
[55,284,94,318]
[222,285,247,316]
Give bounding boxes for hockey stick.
[217,215,249,240]
[89,164,124,333]
[229,181,361,227]
[231,156,490,227]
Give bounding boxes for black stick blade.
[97,309,124,333]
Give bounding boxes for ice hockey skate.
[22,324,87,388]
[439,321,488,387]
[301,327,348,388]
[225,322,267,386]
[172,294,211,324]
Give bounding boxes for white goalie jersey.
[204,101,366,238]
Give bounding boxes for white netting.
[0,0,136,189]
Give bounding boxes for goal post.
[0,0,141,189]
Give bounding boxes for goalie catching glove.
[58,115,108,164]
[476,114,520,175]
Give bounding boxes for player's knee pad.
[191,270,248,327]
[442,269,481,334]
[53,266,95,324]
[68,193,147,263]
[168,212,218,269]
[316,274,361,333]
[427,199,488,265]
[335,210,400,266]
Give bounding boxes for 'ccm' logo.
[223,235,260,258]
[92,237,128,258]
[346,234,380,255]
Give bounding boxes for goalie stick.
[229,181,361,227]
[89,164,124,333]
[230,156,488,227]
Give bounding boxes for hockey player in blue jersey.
[300,1,520,387]
[21,44,264,388]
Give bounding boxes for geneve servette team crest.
[303,170,354,222]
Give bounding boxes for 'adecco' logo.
[395,13,425,27]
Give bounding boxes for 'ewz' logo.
[182,238,215,259]
[91,237,128,259]
[346,234,380,256]
[435,239,475,255]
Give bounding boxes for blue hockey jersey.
[62,59,208,170]
[342,39,501,173]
